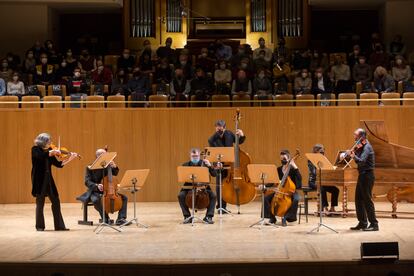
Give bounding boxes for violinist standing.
[348,128,379,231]
[31,133,78,231]
[78,149,129,226]
[208,120,245,213]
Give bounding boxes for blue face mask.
[191,158,200,164]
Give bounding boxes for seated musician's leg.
[178,190,191,220]
[205,190,216,219]
[284,192,300,224]
[93,197,109,222]
[321,186,329,209]
[330,186,340,212]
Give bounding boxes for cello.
[222,109,256,213]
[271,149,300,217]
[102,145,123,213]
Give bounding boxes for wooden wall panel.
[0,106,413,204]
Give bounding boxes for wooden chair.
[0,95,19,108]
[211,94,231,107]
[295,94,315,106]
[316,93,336,106]
[232,94,251,107]
[107,95,126,108]
[253,95,273,107]
[21,95,41,108]
[43,96,63,108]
[47,84,67,97]
[381,92,401,106]
[403,92,414,106]
[86,95,105,108]
[274,94,294,106]
[190,95,209,107]
[36,85,46,98]
[148,94,169,107]
[338,93,357,106]
[360,93,379,106]
[90,84,109,95]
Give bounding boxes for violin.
[340,137,366,161]
[48,142,82,162]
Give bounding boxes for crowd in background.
[0,33,413,103]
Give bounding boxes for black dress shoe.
[281,218,287,227]
[36,228,44,231]
[183,217,192,224]
[363,224,379,231]
[268,217,277,224]
[203,216,214,224]
[116,218,131,226]
[350,223,368,230]
[55,228,70,231]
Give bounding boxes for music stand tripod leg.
[249,177,277,229]
[308,165,338,234]
[183,178,207,226]
[216,164,232,217]
[119,181,148,229]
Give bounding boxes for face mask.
[48,44,53,49]
[241,63,248,69]
[316,72,323,78]
[67,52,72,57]
[396,59,403,65]
[41,58,47,64]
[353,50,359,55]
[7,57,13,62]
[259,73,265,79]
[12,76,18,81]
[123,54,129,59]
[74,72,81,77]
[359,59,365,64]
[217,129,224,136]
[28,54,34,59]
[98,65,104,71]
[281,159,288,165]
[61,62,67,67]
[220,64,226,69]
[191,157,200,164]
[180,61,187,65]
[301,73,308,78]
[259,42,265,47]
[314,53,319,58]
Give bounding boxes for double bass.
[102,146,123,213]
[222,109,256,213]
[271,150,300,217]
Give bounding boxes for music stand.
[247,164,279,229]
[177,166,211,226]
[306,153,338,234]
[118,169,150,229]
[204,147,235,216]
[88,151,122,234]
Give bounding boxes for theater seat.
[274,94,293,106]
[107,95,126,108]
[316,93,336,106]
[21,95,41,108]
[403,92,414,106]
[232,94,251,107]
[86,95,105,108]
[338,93,357,106]
[211,94,231,107]
[148,95,169,107]
[253,95,273,107]
[0,95,19,108]
[359,93,379,106]
[295,94,315,106]
[381,92,400,106]
[43,96,63,108]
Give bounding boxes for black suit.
[31,146,66,230]
[208,130,246,209]
[178,160,217,218]
[264,166,302,222]
[78,166,128,221]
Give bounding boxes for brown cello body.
[271,177,296,217]
[185,188,210,210]
[103,168,123,214]
[222,149,256,205]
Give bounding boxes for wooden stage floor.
[0,201,414,266]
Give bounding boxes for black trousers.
[216,169,227,209]
[264,192,300,222]
[355,171,378,226]
[321,186,339,208]
[35,193,66,230]
[93,194,128,221]
[178,189,216,218]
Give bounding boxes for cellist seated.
[263,149,302,226]
[178,148,218,224]
[77,148,130,226]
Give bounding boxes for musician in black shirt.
[178,148,218,224]
[208,119,245,212]
[349,128,379,231]
[264,150,302,226]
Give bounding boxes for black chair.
[76,197,94,226]
[297,186,318,224]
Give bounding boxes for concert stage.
[0,202,413,275]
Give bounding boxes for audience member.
[7,72,25,97]
[156,37,176,64]
[352,56,372,92]
[231,70,252,97]
[78,49,96,73]
[273,57,291,93]
[117,49,135,73]
[312,67,333,95]
[1,58,13,82]
[253,68,272,96]
[68,67,88,95]
[215,40,232,61]
[294,69,312,95]
[0,77,5,96]
[111,69,129,95]
[253,38,272,63]
[196,48,216,75]
[34,54,55,85]
[23,50,36,74]
[330,55,352,93]
[170,68,191,100]
[373,66,396,93]
[214,60,232,95]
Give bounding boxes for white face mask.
[123,54,129,59]
[98,65,104,71]
[61,62,67,67]
[74,72,81,77]
[316,72,323,78]
[201,53,208,57]
[301,73,308,78]
[41,58,47,64]
[396,59,403,65]
[12,76,18,81]
[28,54,34,59]
[67,52,72,57]
[219,64,226,69]
[259,73,265,79]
